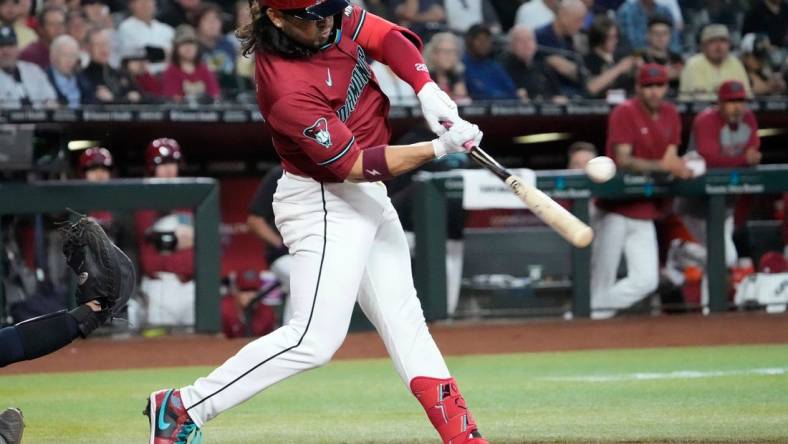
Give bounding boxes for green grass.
[2,344,788,443]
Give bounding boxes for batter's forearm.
[346,142,435,181]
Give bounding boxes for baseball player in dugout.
[145,0,487,443]
[590,63,693,320]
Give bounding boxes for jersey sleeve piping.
[317,136,356,166]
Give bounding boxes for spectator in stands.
[0,0,36,49]
[221,270,277,338]
[616,0,680,53]
[740,33,786,96]
[463,23,517,100]
[195,3,235,81]
[231,0,253,93]
[19,5,65,69]
[47,34,94,106]
[584,15,638,98]
[567,140,597,169]
[117,0,174,74]
[393,0,446,40]
[515,0,559,31]
[675,80,761,273]
[591,64,692,319]
[158,0,203,29]
[679,24,751,101]
[444,0,501,34]
[65,10,88,65]
[0,24,56,106]
[742,0,788,48]
[535,0,587,97]
[161,24,220,102]
[83,27,142,103]
[424,31,469,103]
[120,44,163,99]
[81,0,113,29]
[641,16,682,94]
[134,138,196,327]
[500,25,563,102]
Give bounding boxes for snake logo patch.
[303,117,332,148]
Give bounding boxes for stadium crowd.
[0,0,785,106]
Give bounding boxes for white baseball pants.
[590,210,659,312]
[180,173,450,426]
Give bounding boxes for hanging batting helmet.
[259,0,348,20]
[145,138,183,175]
[79,147,113,175]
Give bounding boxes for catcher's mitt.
[61,214,135,332]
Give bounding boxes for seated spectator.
[515,0,559,30]
[616,0,679,53]
[134,138,195,327]
[158,0,203,29]
[195,3,236,82]
[742,0,788,49]
[394,0,446,40]
[584,16,638,98]
[535,0,587,97]
[641,16,683,94]
[463,23,517,100]
[740,33,786,96]
[424,31,469,102]
[0,0,37,49]
[65,10,88,66]
[161,24,220,102]
[47,34,94,106]
[221,270,277,338]
[117,0,174,74]
[120,44,163,99]
[444,0,501,34]
[500,25,563,101]
[679,24,751,101]
[81,0,113,29]
[19,5,65,69]
[83,27,142,103]
[0,24,56,106]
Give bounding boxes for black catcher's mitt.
[61,214,135,333]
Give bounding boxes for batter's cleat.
[144,389,202,444]
[0,407,24,444]
[411,377,489,444]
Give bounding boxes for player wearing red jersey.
[145,1,487,443]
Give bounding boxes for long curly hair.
[236,1,318,59]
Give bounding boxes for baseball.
[584,156,616,183]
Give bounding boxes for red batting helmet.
[145,138,182,175]
[259,0,348,20]
[79,147,113,174]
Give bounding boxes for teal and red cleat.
[144,389,202,444]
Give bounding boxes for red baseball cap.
[638,63,668,86]
[237,270,263,291]
[259,0,347,20]
[717,80,748,102]
[759,252,788,273]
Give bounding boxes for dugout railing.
[0,178,221,332]
[412,164,788,320]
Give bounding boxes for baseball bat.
[467,145,594,249]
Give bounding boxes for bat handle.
[439,120,477,151]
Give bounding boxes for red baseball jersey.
[255,6,411,182]
[596,98,681,219]
[689,107,759,167]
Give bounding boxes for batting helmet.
[145,138,183,175]
[259,0,348,20]
[79,147,113,174]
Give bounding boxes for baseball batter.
[591,64,692,319]
[145,1,488,443]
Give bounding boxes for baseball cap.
[638,63,668,86]
[717,80,747,102]
[700,24,729,43]
[236,270,263,291]
[173,24,198,45]
[0,25,17,47]
[261,0,348,20]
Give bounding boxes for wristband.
[362,145,393,181]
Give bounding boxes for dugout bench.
[0,179,221,332]
[412,164,788,320]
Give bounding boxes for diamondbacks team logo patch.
[304,117,332,148]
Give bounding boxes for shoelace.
[176,422,202,444]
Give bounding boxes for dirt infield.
[1,312,787,375]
